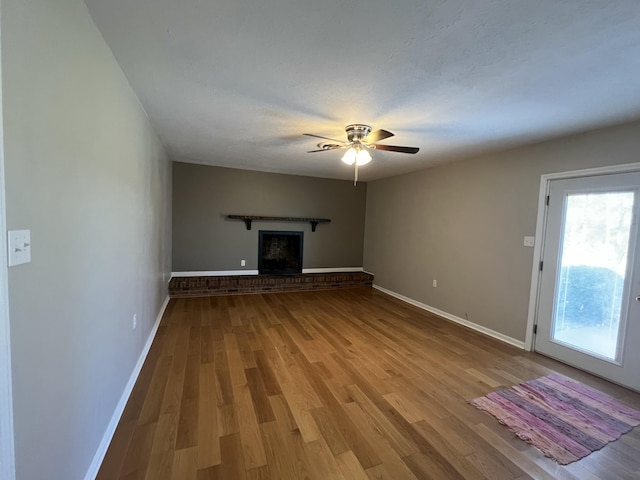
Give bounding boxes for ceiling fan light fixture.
[341,148,357,165]
[355,149,372,165]
[342,147,372,166]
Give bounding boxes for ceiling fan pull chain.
[354,163,358,186]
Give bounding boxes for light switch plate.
[8,230,31,266]
[523,236,535,247]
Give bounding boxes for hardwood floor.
[97,288,640,479]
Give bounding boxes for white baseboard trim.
[302,267,363,273]
[171,267,364,278]
[373,285,525,350]
[172,270,259,277]
[84,295,170,480]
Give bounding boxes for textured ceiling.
[84,0,640,181]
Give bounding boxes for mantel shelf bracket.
[226,215,330,232]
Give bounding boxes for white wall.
[1,0,171,478]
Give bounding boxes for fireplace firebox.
[258,230,303,275]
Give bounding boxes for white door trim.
[0,1,17,475]
[525,162,640,352]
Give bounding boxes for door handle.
[636,296,640,302]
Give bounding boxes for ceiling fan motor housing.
[345,124,372,143]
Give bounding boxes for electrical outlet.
[132,314,137,330]
[523,236,535,247]
[432,279,437,287]
[241,259,246,267]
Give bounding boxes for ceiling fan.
[303,124,419,184]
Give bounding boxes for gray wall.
[2,0,172,479]
[172,162,366,271]
[364,121,640,342]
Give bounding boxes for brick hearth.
[169,271,374,297]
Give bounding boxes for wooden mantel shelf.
[226,215,331,232]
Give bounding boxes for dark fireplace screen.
[258,230,303,275]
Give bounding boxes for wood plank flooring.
[97,288,640,479]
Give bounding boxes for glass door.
[535,173,640,391]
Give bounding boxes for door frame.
[525,162,640,352]
[0,1,16,476]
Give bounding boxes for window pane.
[552,191,634,360]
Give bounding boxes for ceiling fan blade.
[374,144,420,154]
[307,146,343,153]
[364,129,394,143]
[307,144,346,153]
[303,133,346,144]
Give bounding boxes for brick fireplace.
[168,227,374,298]
[168,271,373,297]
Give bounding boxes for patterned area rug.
[470,373,640,464]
